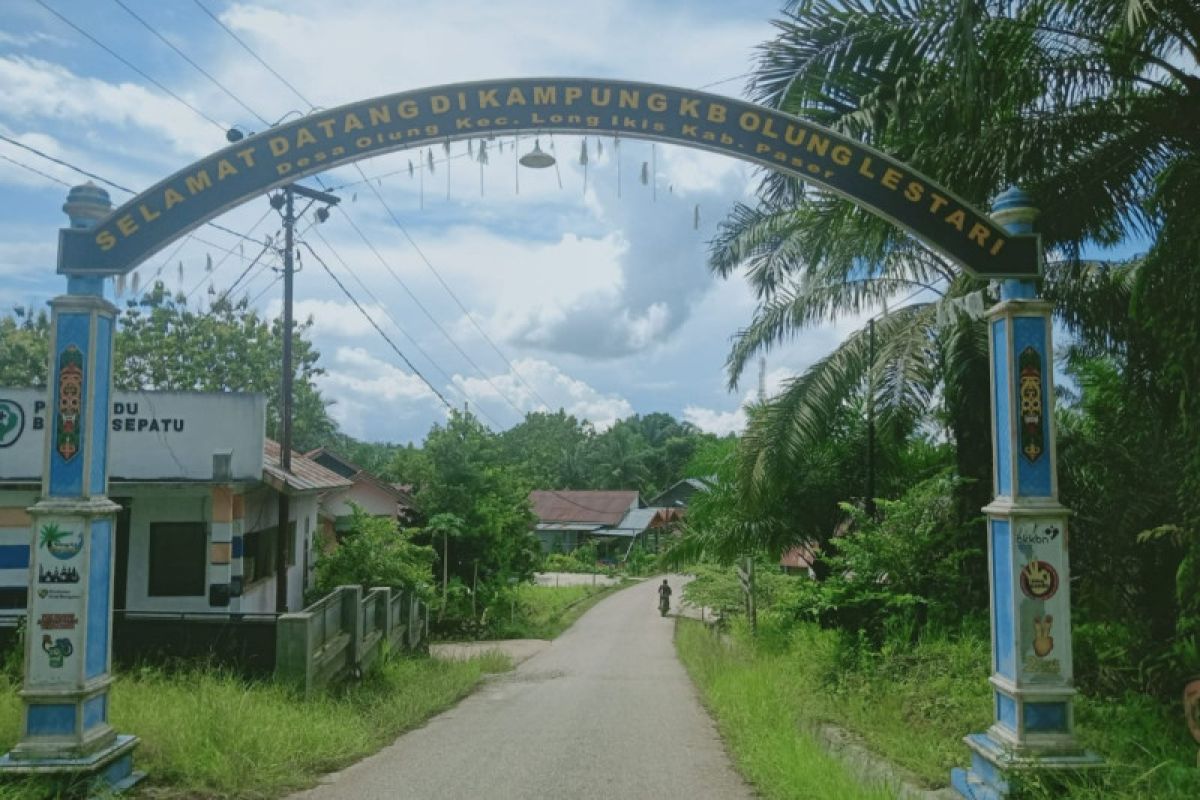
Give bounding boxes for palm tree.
[712,0,1179,502]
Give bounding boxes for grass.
[679,614,1200,800]
[484,581,624,640]
[0,649,511,799]
[675,620,892,800]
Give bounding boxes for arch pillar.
[951,187,1102,799]
[0,185,143,790]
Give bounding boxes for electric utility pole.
[273,183,339,612]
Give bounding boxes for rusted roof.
[305,447,416,508]
[780,544,818,570]
[264,439,353,494]
[528,490,639,526]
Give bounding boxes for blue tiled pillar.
[951,188,1101,799]
[0,185,141,788]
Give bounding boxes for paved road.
[294,576,751,800]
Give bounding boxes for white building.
[0,388,350,615]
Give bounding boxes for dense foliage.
[674,0,1200,707]
[312,507,434,598]
[1,284,337,451]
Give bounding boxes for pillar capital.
[62,183,112,229]
[990,186,1040,234]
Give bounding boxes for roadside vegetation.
[485,582,621,640]
[665,2,1200,797]
[0,651,510,799]
[678,610,1200,800]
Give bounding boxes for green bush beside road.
[677,616,1200,800]
[0,651,509,799]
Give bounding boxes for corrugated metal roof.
[535,523,604,532]
[529,491,639,526]
[263,440,353,494]
[614,507,657,533]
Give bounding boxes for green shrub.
[314,506,434,598]
[818,473,986,642]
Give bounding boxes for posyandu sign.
[58,78,1040,280]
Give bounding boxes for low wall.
[275,585,427,695]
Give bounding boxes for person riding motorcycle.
[658,579,672,616]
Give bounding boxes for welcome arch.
[59,77,1038,279]
[13,78,1090,800]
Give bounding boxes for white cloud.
[217,0,769,115]
[316,346,444,439]
[0,56,219,157]
[264,298,385,338]
[454,357,633,430]
[683,404,746,436]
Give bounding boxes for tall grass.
[680,615,1200,800]
[0,650,510,799]
[485,582,619,640]
[676,621,892,800]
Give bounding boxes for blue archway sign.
[58,77,1039,279]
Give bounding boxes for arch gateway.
[5,78,1096,797]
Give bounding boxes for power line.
[189,5,542,424]
[246,272,282,306]
[112,0,269,126]
[176,3,536,425]
[309,227,494,423]
[299,241,454,412]
[0,134,268,249]
[183,207,276,301]
[0,133,134,194]
[191,0,312,110]
[0,153,71,187]
[333,207,528,422]
[32,0,227,133]
[357,169,554,412]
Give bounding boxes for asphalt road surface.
[293,576,752,800]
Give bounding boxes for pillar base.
[0,734,143,793]
[951,732,1102,799]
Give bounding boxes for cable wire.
[299,241,454,412]
[189,4,544,421]
[333,207,528,421]
[357,170,554,412]
[0,133,268,249]
[0,153,71,187]
[32,0,227,133]
[308,227,497,425]
[112,0,269,126]
[191,0,312,110]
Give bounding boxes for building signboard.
[0,389,265,483]
[1014,517,1072,685]
[27,517,85,687]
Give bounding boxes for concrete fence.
[275,585,428,695]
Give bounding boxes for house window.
[148,522,206,597]
[243,522,295,585]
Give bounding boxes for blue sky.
[1,1,893,443]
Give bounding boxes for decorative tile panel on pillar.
[0,185,142,790]
[952,188,1102,799]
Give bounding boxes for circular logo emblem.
[0,399,23,447]
[1020,560,1059,600]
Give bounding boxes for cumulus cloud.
[454,358,633,430]
[264,298,385,338]
[0,56,219,158]
[682,405,746,436]
[316,346,445,439]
